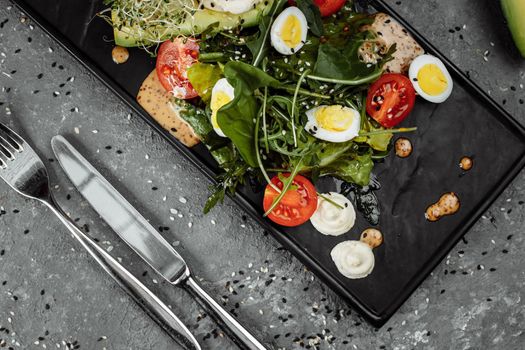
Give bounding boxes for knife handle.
[43,197,201,350]
[184,276,267,350]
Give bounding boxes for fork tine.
[0,139,14,161]
[0,122,24,151]
[0,135,18,155]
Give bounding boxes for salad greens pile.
[172,1,407,213]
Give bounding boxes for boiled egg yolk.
[211,91,232,131]
[281,15,303,48]
[314,106,354,132]
[417,64,448,96]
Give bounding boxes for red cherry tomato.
[155,38,199,99]
[263,174,318,227]
[366,73,416,128]
[288,0,347,17]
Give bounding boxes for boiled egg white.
[270,6,308,55]
[210,78,235,137]
[201,0,260,14]
[305,105,361,143]
[409,54,453,103]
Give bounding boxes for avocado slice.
[112,0,275,47]
[501,0,525,57]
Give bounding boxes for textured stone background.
[0,0,524,349]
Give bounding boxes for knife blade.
[51,135,199,350]
[51,135,267,350]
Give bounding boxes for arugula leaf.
[295,0,324,37]
[204,187,226,214]
[216,62,282,167]
[187,63,222,102]
[246,0,287,67]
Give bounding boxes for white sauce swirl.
[310,192,356,236]
[331,241,375,279]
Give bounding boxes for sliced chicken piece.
[361,13,424,74]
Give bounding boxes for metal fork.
[0,122,200,350]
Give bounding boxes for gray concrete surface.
[0,0,524,349]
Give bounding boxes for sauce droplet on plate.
[425,192,460,222]
[112,46,129,64]
[360,228,383,249]
[395,137,412,158]
[459,156,473,171]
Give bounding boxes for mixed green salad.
[103,0,454,231]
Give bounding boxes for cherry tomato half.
[156,38,199,99]
[288,0,347,17]
[263,174,318,227]
[366,73,416,128]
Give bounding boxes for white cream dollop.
[331,241,375,279]
[310,192,356,236]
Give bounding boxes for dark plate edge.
[11,0,525,328]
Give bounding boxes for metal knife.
[51,135,267,350]
[49,136,200,350]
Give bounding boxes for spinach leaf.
[217,62,281,167]
[295,0,323,37]
[311,31,395,85]
[319,152,374,186]
[224,61,281,90]
[187,63,222,102]
[246,0,287,67]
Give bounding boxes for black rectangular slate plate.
[13,0,525,327]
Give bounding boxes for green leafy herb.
[216,62,281,167]
[319,152,374,186]
[187,63,223,102]
[173,98,234,167]
[203,187,226,214]
[246,0,288,67]
[295,0,324,37]
[310,27,395,85]
[263,156,305,217]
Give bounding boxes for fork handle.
[183,276,267,350]
[42,198,200,350]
